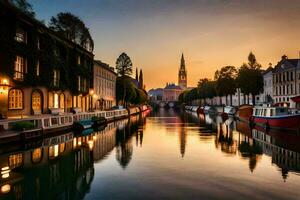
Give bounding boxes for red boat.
[237,104,253,122]
[251,106,300,130]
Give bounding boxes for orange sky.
[31,0,300,89]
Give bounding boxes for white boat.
[224,106,237,116]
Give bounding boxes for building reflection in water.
[252,127,300,181]
[0,113,147,199]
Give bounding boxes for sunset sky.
[29,0,300,89]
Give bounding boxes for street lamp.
[0,78,9,94]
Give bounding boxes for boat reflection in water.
[0,112,148,200]
[202,112,300,179]
[0,108,300,199]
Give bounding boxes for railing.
[0,107,146,132]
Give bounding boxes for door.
[32,91,42,114]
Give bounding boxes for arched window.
[8,89,23,110]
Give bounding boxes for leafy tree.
[116,53,133,106]
[116,77,136,106]
[178,91,188,104]
[9,0,35,17]
[49,12,94,51]
[116,53,133,77]
[237,52,264,105]
[214,66,237,105]
[133,88,147,104]
[198,79,216,105]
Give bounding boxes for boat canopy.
[253,107,289,117]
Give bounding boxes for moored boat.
[251,106,300,130]
[237,104,253,122]
[224,106,237,116]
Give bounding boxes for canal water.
[0,108,300,200]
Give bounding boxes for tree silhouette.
[116,53,133,106]
[237,52,264,105]
[116,52,133,77]
[49,12,94,51]
[9,0,35,17]
[214,66,237,105]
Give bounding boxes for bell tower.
[178,53,187,88]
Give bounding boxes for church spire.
[178,53,187,88]
[180,53,185,70]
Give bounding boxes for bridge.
[149,100,178,108]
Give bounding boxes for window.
[291,72,294,81]
[31,148,42,164]
[37,37,40,50]
[54,93,59,108]
[36,60,40,76]
[53,70,60,87]
[270,109,275,116]
[59,93,64,109]
[9,153,23,168]
[291,84,293,94]
[8,89,23,109]
[77,56,81,65]
[78,76,81,91]
[14,55,26,80]
[49,145,59,159]
[15,28,26,43]
[48,92,54,108]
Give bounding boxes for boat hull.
[237,105,253,122]
[253,114,300,130]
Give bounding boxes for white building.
[272,55,300,108]
[262,66,273,104]
[93,60,117,110]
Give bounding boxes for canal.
[0,108,300,199]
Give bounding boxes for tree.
[9,0,35,17]
[214,66,237,105]
[116,53,133,77]
[116,53,133,106]
[198,79,216,105]
[49,12,94,51]
[116,77,136,106]
[133,88,147,104]
[237,52,264,105]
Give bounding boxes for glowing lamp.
[0,184,11,194]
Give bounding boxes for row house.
[93,60,117,110]
[272,55,300,108]
[0,2,94,118]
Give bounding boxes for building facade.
[93,60,117,110]
[163,83,183,101]
[272,56,300,108]
[262,66,273,104]
[0,2,94,118]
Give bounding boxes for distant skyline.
[29,0,300,89]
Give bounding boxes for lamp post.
[0,77,10,119]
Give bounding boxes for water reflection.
[195,111,300,179]
[0,112,147,200]
[1,109,300,199]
